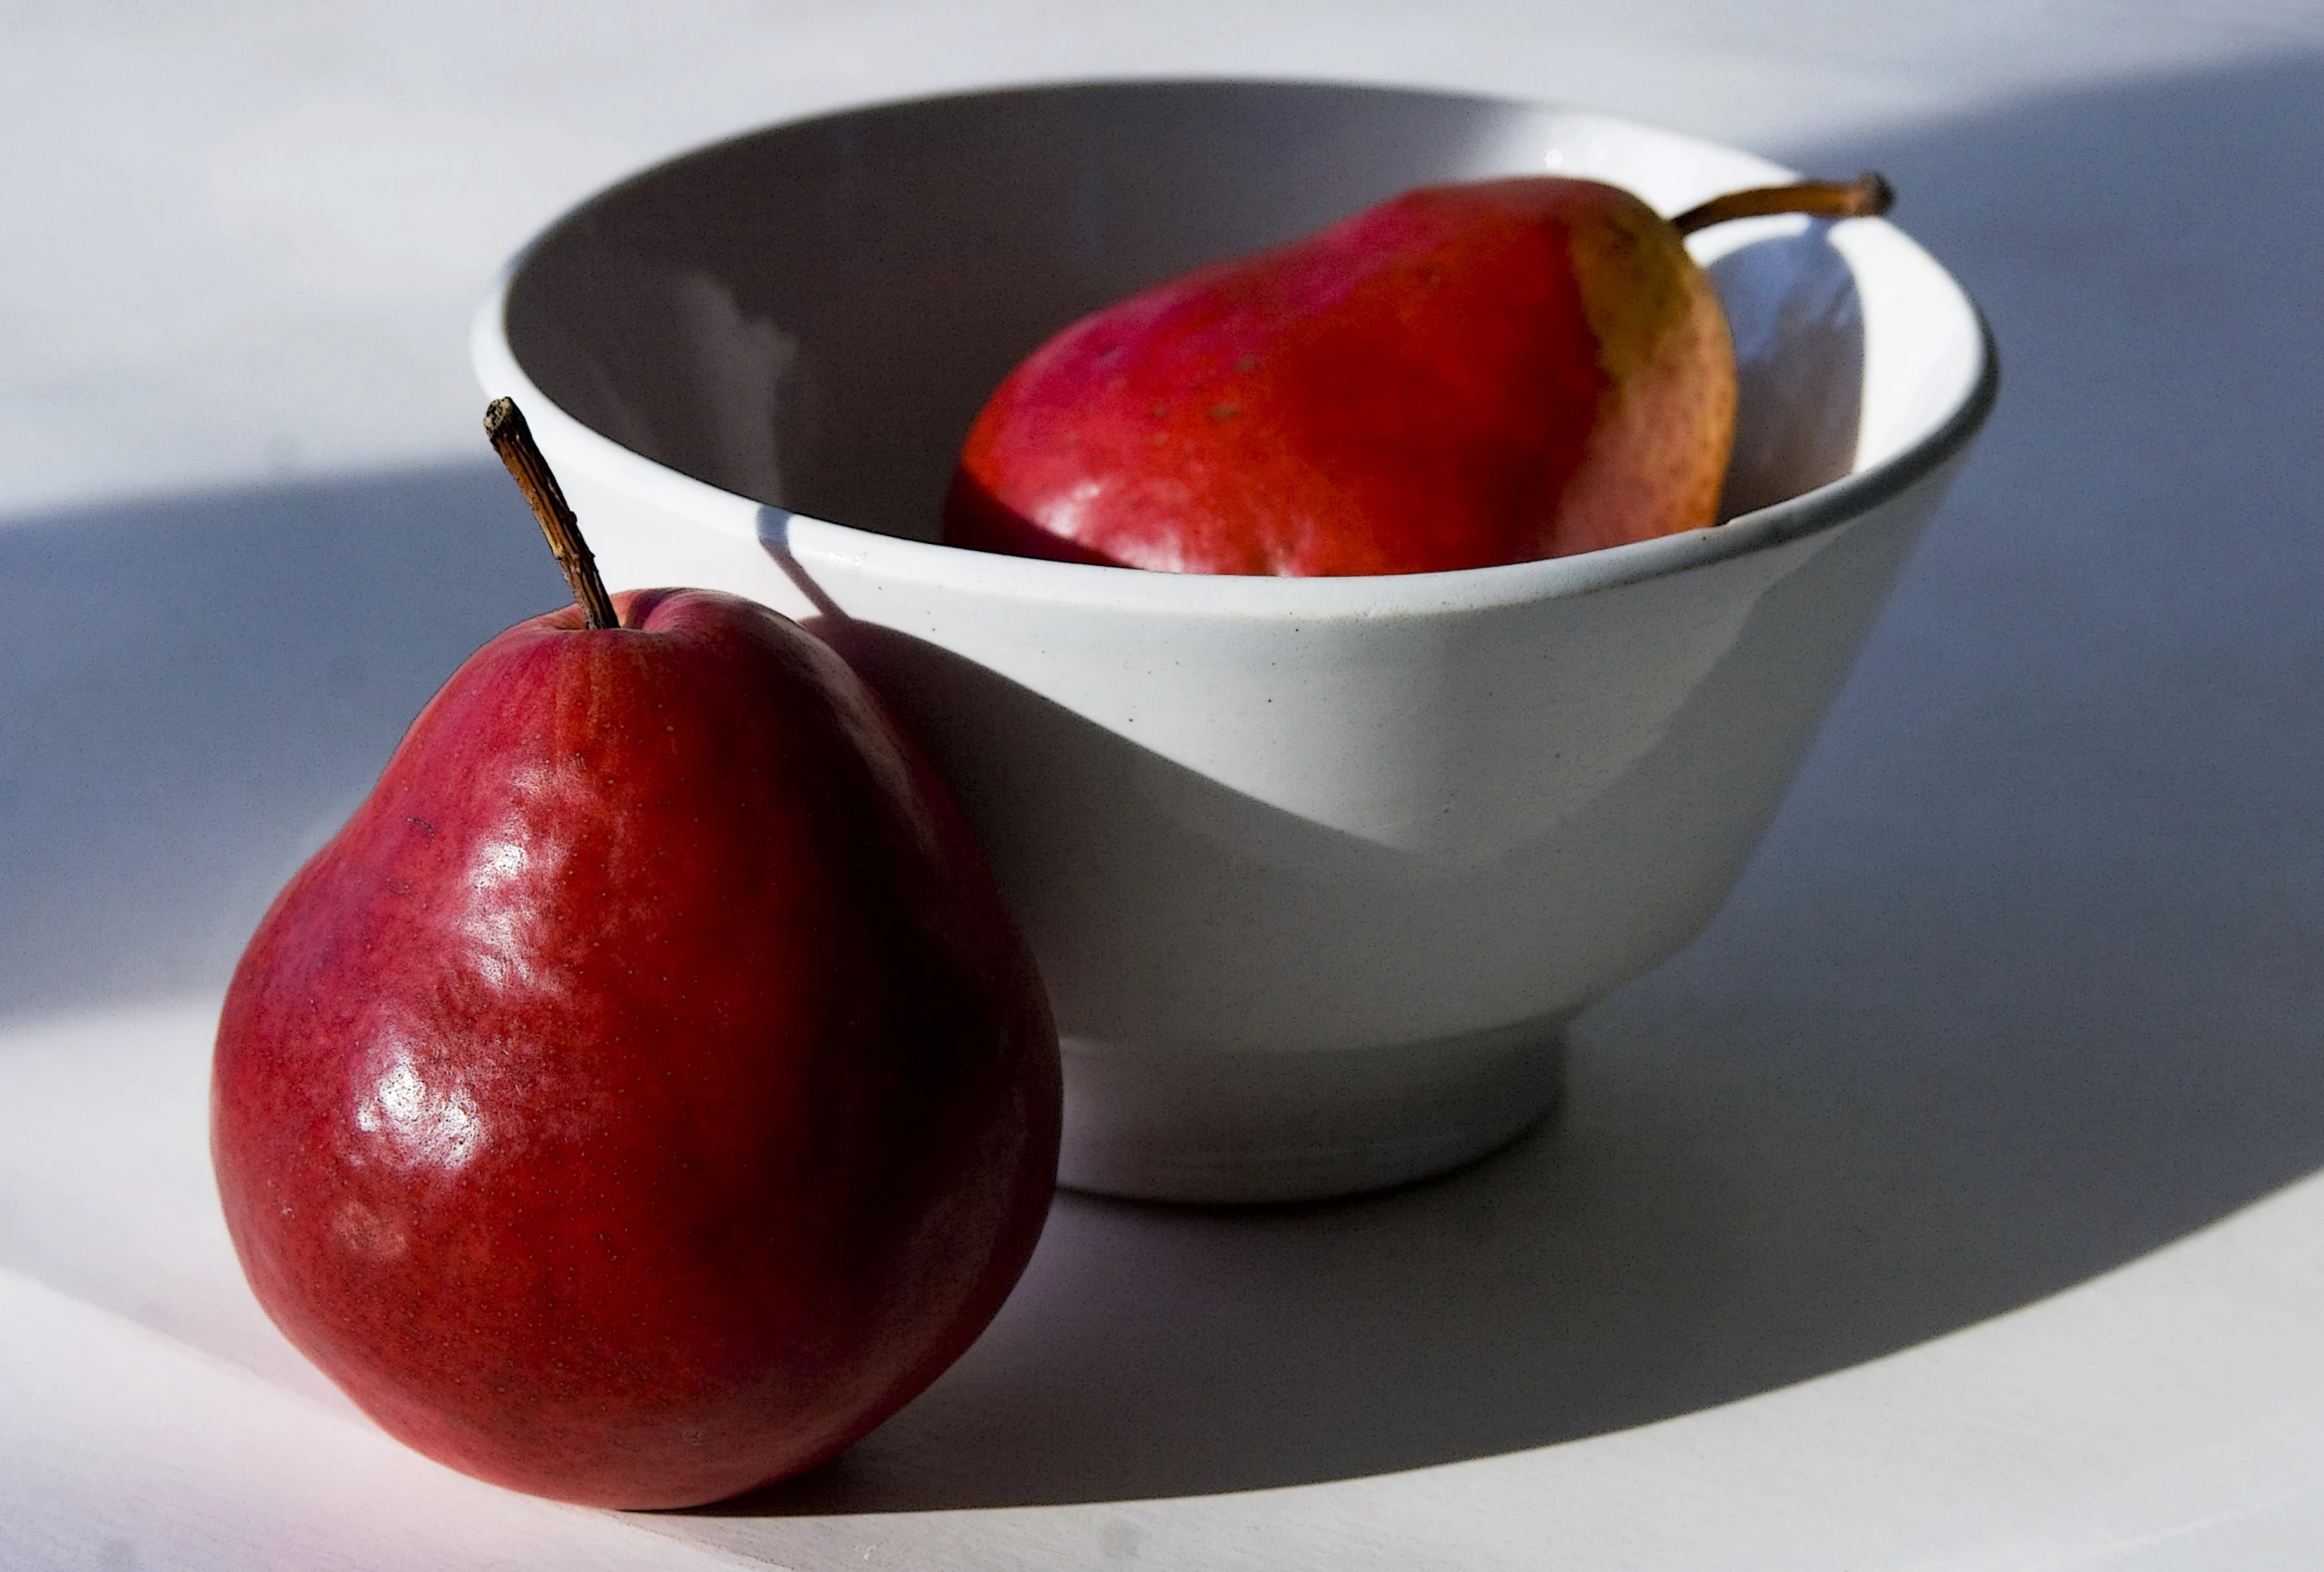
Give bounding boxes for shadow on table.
[6,48,2323,1516]
[0,466,574,1021]
[709,49,2324,1511]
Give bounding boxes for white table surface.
[7,3,2324,1567]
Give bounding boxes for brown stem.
[484,397,621,631]
[1670,171,1895,237]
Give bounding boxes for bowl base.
[1057,1014,1569,1203]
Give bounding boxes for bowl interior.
[501,80,1984,553]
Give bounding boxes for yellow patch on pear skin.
[1557,181,1737,551]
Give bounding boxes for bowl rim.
[474,77,1999,623]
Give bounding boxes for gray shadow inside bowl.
[1711,224,1866,520]
[507,83,1547,545]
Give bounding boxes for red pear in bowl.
[211,401,1061,1508]
[947,173,1891,576]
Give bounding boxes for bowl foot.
[1057,1015,1569,1203]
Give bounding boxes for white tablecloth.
[7,3,2324,1566]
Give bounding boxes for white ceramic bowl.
[474,81,1995,1202]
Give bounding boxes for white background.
[6,2,2324,1567]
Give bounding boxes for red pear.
[946,172,1891,576]
[211,402,1060,1508]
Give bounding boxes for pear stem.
[484,396,621,631]
[1670,171,1894,237]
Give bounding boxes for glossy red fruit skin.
[211,589,1060,1509]
[947,176,1734,577]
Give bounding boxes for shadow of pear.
[1712,222,1866,521]
[704,480,1934,1511]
